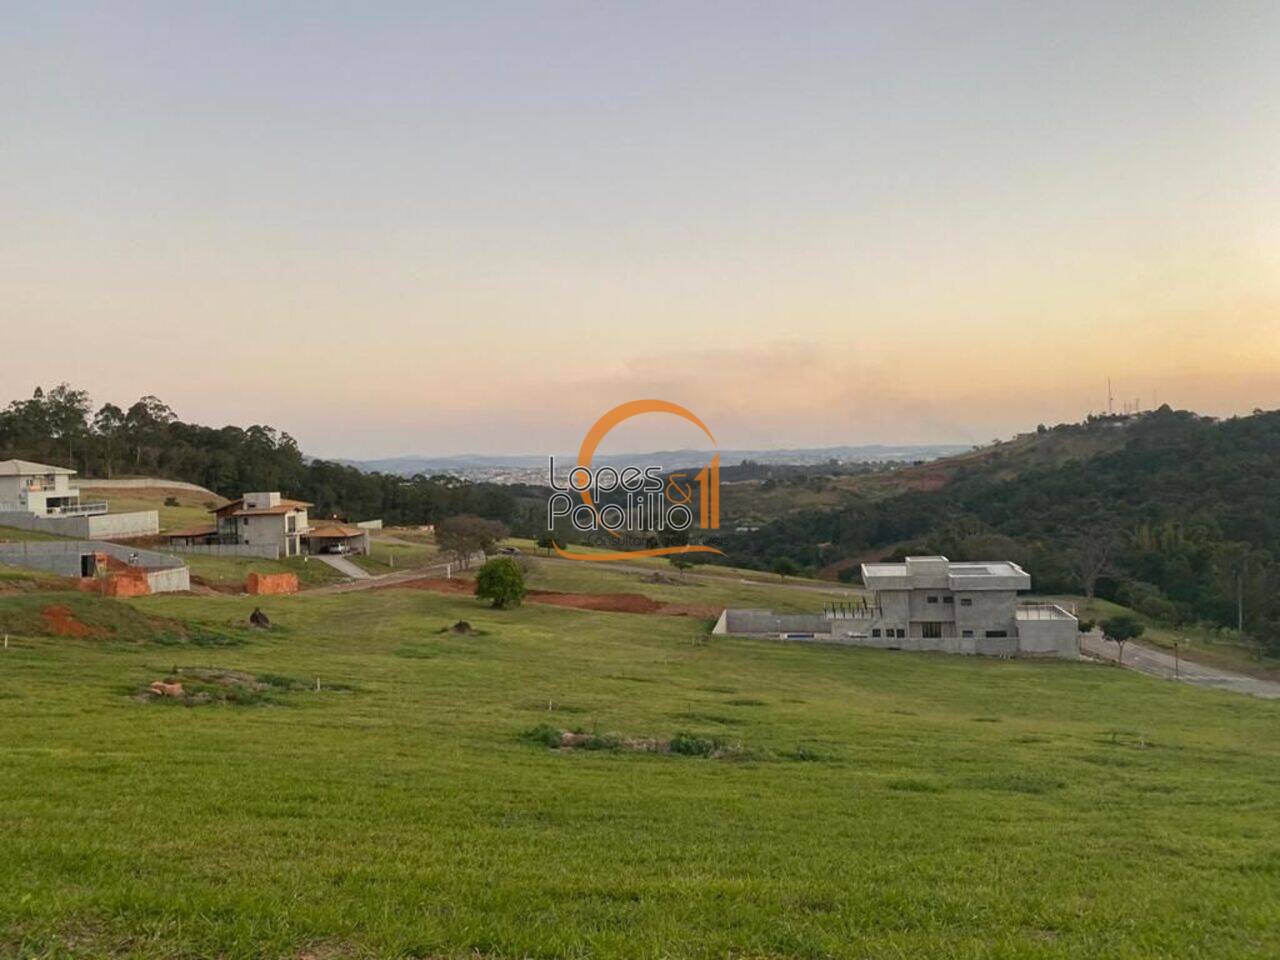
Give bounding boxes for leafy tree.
[475,557,526,609]
[535,532,556,555]
[92,403,127,478]
[668,553,695,579]
[1101,614,1145,666]
[437,515,508,568]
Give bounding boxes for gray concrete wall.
[0,511,91,537]
[0,509,158,539]
[86,511,159,538]
[0,542,84,576]
[146,567,191,592]
[356,519,383,530]
[0,540,189,593]
[713,609,832,636]
[1016,617,1079,658]
[79,478,215,494]
[167,542,280,559]
[716,606,1066,660]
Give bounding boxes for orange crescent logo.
[553,399,724,561]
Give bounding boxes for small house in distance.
[164,491,371,557]
[214,492,311,557]
[714,555,1078,659]
[0,459,100,516]
[0,459,158,538]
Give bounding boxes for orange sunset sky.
[3,3,1277,457]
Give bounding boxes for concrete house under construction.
[713,556,1078,659]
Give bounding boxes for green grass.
[0,562,1277,958]
[506,537,849,591]
[0,524,72,542]
[78,486,224,533]
[351,539,441,575]
[183,553,345,590]
[0,561,69,591]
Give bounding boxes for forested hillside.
[722,407,1280,650]
[0,384,545,530]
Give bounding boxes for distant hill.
[340,444,972,478]
[721,407,1280,651]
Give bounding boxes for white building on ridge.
[714,555,1078,659]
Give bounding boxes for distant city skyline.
[4,2,1278,458]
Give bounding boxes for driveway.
[1080,633,1280,700]
[314,553,371,580]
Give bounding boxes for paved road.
[313,553,371,580]
[1080,633,1280,700]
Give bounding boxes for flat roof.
[0,459,75,476]
[861,556,1031,592]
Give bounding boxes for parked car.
[322,543,351,555]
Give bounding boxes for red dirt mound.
[40,604,102,637]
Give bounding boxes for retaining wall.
[78,478,216,494]
[0,510,159,539]
[167,542,280,559]
[714,608,1074,659]
[0,540,190,593]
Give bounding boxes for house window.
[943,596,954,604]
[927,595,938,604]
[960,598,972,607]
[922,622,943,639]
[985,630,1008,638]
[896,628,905,638]
[872,628,881,638]
[962,630,974,638]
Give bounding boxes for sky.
[3,1,1278,458]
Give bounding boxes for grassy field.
[352,538,442,576]
[0,524,72,543]
[0,561,1277,959]
[78,485,225,533]
[183,553,346,590]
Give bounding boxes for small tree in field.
[772,557,800,580]
[535,532,556,556]
[1101,614,1144,666]
[475,557,526,609]
[668,553,695,580]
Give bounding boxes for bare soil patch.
[385,578,718,617]
[40,604,103,637]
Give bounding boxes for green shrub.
[670,731,720,757]
[475,557,526,609]
[522,723,563,747]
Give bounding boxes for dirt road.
[1080,633,1280,700]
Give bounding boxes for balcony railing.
[43,502,109,517]
[1016,602,1076,621]
[825,602,881,620]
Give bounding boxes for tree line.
[0,384,546,531]
[717,407,1280,652]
